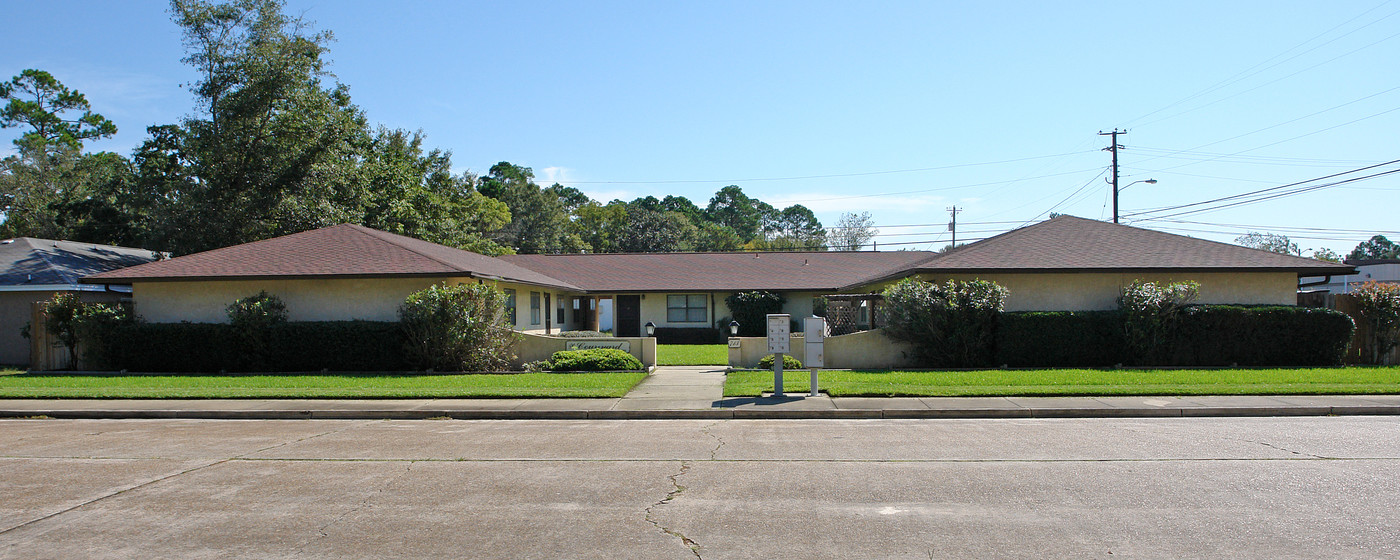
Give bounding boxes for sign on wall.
[566,340,631,352]
[767,314,790,354]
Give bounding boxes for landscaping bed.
[724,367,1400,397]
[658,344,728,366]
[0,370,648,399]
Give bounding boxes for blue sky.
[4,1,1397,254]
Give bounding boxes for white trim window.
[504,289,517,325]
[530,291,542,325]
[667,294,707,323]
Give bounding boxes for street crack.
[296,459,416,554]
[1239,438,1329,459]
[645,461,701,559]
[701,420,726,461]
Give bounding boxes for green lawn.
[724,367,1400,397]
[0,370,649,399]
[658,344,728,366]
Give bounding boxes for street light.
[729,320,740,337]
[1113,178,1157,224]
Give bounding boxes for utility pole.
[1099,129,1125,223]
[946,206,961,246]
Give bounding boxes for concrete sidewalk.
[2,395,1398,420]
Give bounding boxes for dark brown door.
[615,295,641,337]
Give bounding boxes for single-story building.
[84,216,1354,339]
[1300,258,1400,295]
[2,237,160,366]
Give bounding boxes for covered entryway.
[615,295,642,337]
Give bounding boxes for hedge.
[757,353,803,369]
[1170,305,1354,367]
[93,321,410,372]
[996,311,1127,367]
[547,348,644,371]
[991,306,1353,368]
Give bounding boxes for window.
[557,299,566,324]
[530,292,541,325]
[504,289,517,325]
[667,294,707,323]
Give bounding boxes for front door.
[615,295,642,337]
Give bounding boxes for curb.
[3,405,1397,420]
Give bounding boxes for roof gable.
[0,238,159,286]
[849,215,1355,287]
[85,224,579,290]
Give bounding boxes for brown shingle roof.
[846,215,1356,288]
[499,251,935,292]
[84,224,580,290]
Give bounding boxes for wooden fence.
[1301,293,1398,365]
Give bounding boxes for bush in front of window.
[546,348,644,371]
[724,291,786,337]
[556,330,613,338]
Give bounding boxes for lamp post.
[644,321,655,337]
[1113,178,1156,224]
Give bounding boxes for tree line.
[0,0,878,257]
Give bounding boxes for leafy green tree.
[1235,232,1300,255]
[693,221,743,252]
[356,128,509,254]
[0,69,116,152]
[705,185,767,241]
[659,195,703,224]
[572,200,627,253]
[0,70,133,242]
[478,162,582,253]
[615,208,696,252]
[1349,235,1400,260]
[724,291,786,337]
[133,0,370,254]
[761,204,825,250]
[544,184,591,214]
[1309,248,1342,263]
[829,211,878,251]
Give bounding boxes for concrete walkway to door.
[612,366,726,410]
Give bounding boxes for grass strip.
[724,367,1400,397]
[657,344,728,366]
[0,371,648,399]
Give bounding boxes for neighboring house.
[1,237,161,366]
[84,216,1355,338]
[1300,259,1400,294]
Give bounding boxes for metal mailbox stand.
[804,316,827,397]
[766,314,790,398]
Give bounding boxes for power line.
[1124,163,1400,220]
[1124,159,1400,217]
[770,166,1105,204]
[1132,217,1400,236]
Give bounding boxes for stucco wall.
[593,290,824,332]
[891,271,1298,311]
[726,329,919,369]
[134,277,579,329]
[514,332,656,368]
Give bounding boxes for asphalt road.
[2,417,1398,559]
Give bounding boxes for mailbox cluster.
[765,314,826,398]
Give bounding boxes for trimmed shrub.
[547,348,643,371]
[400,283,518,372]
[1172,305,1354,366]
[556,330,613,338]
[1353,281,1400,364]
[654,327,724,344]
[757,353,803,369]
[1118,280,1199,365]
[725,291,785,337]
[996,311,1127,367]
[227,291,288,371]
[882,278,1008,367]
[267,321,408,371]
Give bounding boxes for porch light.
[729,320,740,336]
[645,321,656,337]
